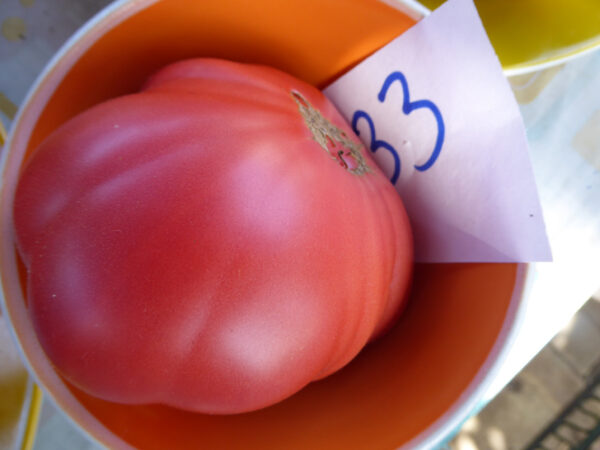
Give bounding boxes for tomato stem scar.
[291,90,371,176]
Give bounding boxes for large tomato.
[13,59,413,414]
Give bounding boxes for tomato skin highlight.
[13,59,413,414]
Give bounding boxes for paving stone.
[565,407,598,429]
[555,423,587,445]
[523,346,585,407]
[540,434,570,450]
[582,398,600,418]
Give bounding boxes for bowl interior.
[1,0,520,448]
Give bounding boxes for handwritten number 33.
[351,72,445,185]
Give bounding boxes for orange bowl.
[0,0,526,448]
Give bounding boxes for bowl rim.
[503,36,600,77]
[0,0,530,448]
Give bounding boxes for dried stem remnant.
[292,91,371,176]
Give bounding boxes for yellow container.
[419,0,600,74]
[0,300,42,450]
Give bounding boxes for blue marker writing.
[378,71,445,172]
[351,110,401,185]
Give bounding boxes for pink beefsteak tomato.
[13,59,413,414]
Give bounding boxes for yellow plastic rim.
[0,119,7,145]
[418,0,600,74]
[21,384,42,450]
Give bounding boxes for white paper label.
[324,0,552,262]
